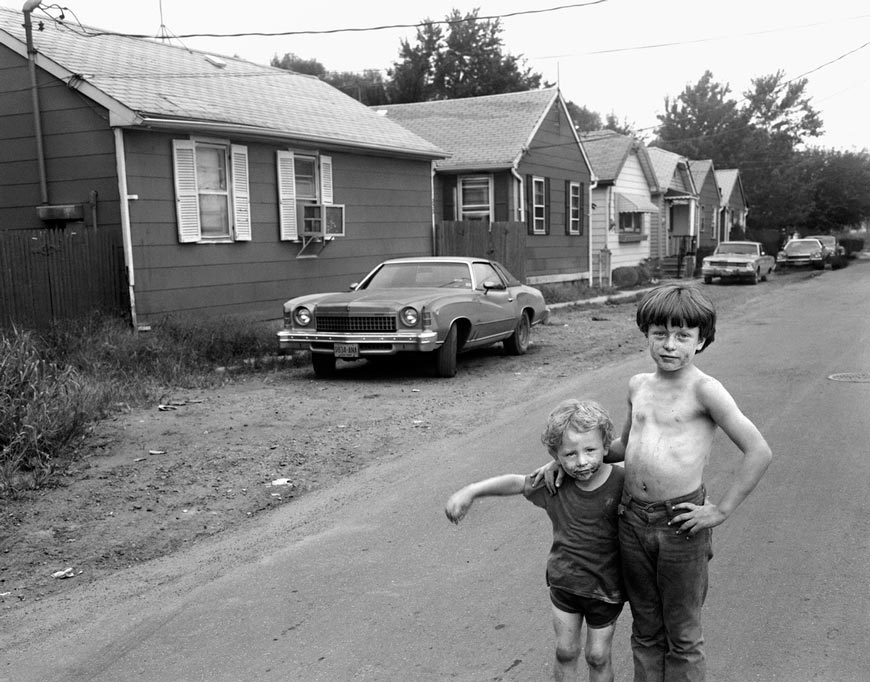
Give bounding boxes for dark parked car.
[777,238,826,269]
[805,234,848,269]
[277,257,550,377]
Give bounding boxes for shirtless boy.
[538,284,772,682]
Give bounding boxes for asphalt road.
[4,263,869,682]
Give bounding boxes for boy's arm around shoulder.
[673,377,772,536]
[445,474,526,524]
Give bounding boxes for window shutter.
[320,155,334,204]
[231,144,251,241]
[526,174,534,235]
[564,180,571,235]
[580,182,587,236]
[277,151,297,241]
[544,177,551,235]
[172,139,201,243]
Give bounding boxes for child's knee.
[555,643,581,666]
[585,642,612,670]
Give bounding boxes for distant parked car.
[777,238,826,269]
[276,257,550,378]
[805,234,848,269]
[700,240,776,285]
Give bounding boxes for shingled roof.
[376,88,583,172]
[580,130,660,190]
[0,6,443,159]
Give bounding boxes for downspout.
[430,160,437,254]
[589,178,597,286]
[23,1,48,205]
[113,128,138,330]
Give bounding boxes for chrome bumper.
[277,329,439,354]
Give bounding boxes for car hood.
[706,254,756,264]
[283,288,465,312]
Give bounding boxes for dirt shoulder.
[0,273,816,608]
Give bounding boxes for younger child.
[445,399,625,682]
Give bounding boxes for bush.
[1,313,285,495]
[611,266,640,288]
[838,236,865,258]
[0,330,97,494]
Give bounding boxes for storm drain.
[827,372,870,383]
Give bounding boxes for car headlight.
[293,306,312,327]
[400,306,419,327]
[745,262,755,270]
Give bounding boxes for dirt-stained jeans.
[618,487,713,682]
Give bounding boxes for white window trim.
[172,138,250,244]
[458,175,493,221]
[568,181,581,235]
[276,151,335,242]
[532,176,546,234]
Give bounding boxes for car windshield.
[715,243,758,255]
[808,236,835,248]
[785,240,820,254]
[362,262,473,289]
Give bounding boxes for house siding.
[0,45,121,229]
[694,170,721,251]
[122,130,433,323]
[519,105,591,280]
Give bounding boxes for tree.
[565,101,601,132]
[324,69,389,106]
[743,70,823,145]
[271,53,327,78]
[387,9,545,103]
[604,112,637,137]
[654,70,747,165]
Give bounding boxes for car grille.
[709,260,731,267]
[315,314,397,333]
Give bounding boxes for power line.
[41,1,609,40]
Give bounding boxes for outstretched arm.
[445,474,526,524]
[671,380,772,536]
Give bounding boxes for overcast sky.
[18,0,870,150]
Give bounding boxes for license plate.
[334,343,359,358]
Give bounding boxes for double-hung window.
[568,181,582,235]
[458,175,492,221]
[276,151,335,240]
[173,139,251,243]
[531,176,547,234]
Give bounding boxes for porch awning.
[616,192,658,213]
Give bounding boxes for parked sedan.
[776,238,826,269]
[700,240,775,284]
[805,234,848,269]
[277,257,550,378]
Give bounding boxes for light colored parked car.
[777,238,826,269]
[700,241,776,285]
[277,257,550,378]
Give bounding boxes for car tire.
[434,324,458,378]
[750,268,760,285]
[761,267,771,281]
[504,313,531,355]
[703,276,713,284]
[311,353,336,378]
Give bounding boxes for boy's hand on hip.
[669,498,726,537]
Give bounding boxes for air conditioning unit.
[302,204,345,238]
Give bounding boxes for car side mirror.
[482,280,506,292]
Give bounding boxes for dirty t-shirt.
[523,466,625,604]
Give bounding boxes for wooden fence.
[0,226,127,329]
[435,221,527,281]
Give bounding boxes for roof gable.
[647,146,696,196]
[0,7,442,158]
[581,130,659,190]
[376,88,589,172]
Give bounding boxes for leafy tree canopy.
[386,9,546,103]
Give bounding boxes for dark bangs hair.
[636,284,717,351]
